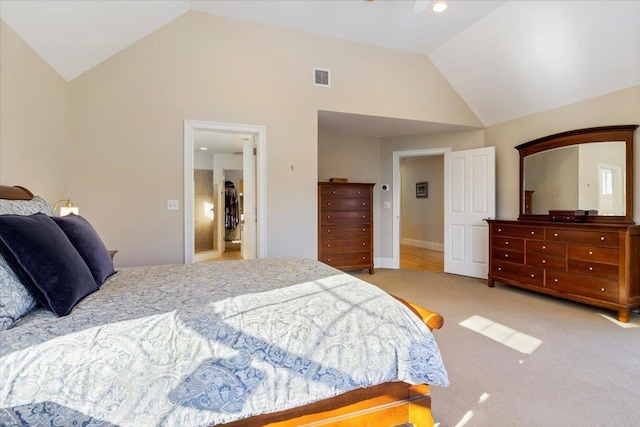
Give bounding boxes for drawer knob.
[362,202,366,206]
[331,190,336,194]
[357,191,361,194]
[600,236,605,241]
[362,215,366,218]
[498,228,502,232]
[327,215,331,219]
[554,278,559,282]
[362,228,366,232]
[505,241,509,245]
[362,242,366,246]
[601,288,605,292]
[542,259,546,264]
[498,267,502,271]
[530,274,535,278]
[328,258,331,262]
[327,202,331,206]
[542,245,547,250]
[589,267,594,271]
[531,231,535,235]
[362,256,366,260]
[554,233,559,237]
[505,254,509,258]
[327,244,331,247]
[327,229,331,233]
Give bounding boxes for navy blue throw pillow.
[52,214,116,286]
[0,214,98,316]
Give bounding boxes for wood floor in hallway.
[400,244,444,272]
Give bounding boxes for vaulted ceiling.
[1,0,638,126]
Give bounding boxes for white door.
[444,146,495,278]
[241,136,257,259]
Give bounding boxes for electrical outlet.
[167,200,179,211]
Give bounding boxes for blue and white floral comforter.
[0,258,448,426]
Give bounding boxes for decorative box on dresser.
[318,182,375,274]
[487,220,640,322]
[487,125,640,322]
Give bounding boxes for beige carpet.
[351,269,640,427]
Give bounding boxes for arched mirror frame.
[516,125,638,224]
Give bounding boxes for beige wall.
[0,21,69,203]
[486,85,640,222]
[66,11,481,266]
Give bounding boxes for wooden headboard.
[0,185,34,200]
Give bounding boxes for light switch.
[167,200,179,211]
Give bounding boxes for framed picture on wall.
[416,182,428,198]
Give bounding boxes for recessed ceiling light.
[432,1,448,13]
[200,147,208,150]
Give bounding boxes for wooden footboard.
[222,382,433,427]
[222,297,442,427]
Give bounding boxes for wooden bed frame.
[0,184,445,427]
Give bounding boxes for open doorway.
[392,148,451,269]
[184,120,267,264]
[398,155,445,272]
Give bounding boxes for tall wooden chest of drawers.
[487,219,640,322]
[318,182,375,274]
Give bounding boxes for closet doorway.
[184,120,267,264]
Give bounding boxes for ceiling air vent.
[313,68,330,87]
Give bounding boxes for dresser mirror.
[516,125,637,223]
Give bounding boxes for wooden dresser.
[318,182,375,274]
[487,219,640,322]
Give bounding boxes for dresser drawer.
[526,240,565,257]
[568,260,618,280]
[320,186,371,198]
[320,226,371,239]
[492,236,524,252]
[492,260,543,286]
[546,271,619,303]
[320,210,371,225]
[493,224,544,239]
[525,253,566,271]
[492,248,524,264]
[319,252,372,268]
[546,229,619,247]
[567,245,619,264]
[321,197,371,211]
[320,238,371,253]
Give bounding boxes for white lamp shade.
[60,206,79,216]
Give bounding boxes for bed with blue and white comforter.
[0,258,448,426]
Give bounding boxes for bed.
[0,185,448,426]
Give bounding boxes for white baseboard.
[400,238,444,252]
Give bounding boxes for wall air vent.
[313,68,330,87]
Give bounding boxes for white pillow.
[0,196,57,216]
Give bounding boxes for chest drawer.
[320,226,371,240]
[525,253,566,271]
[567,245,619,264]
[320,186,371,199]
[492,248,524,264]
[321,197,371,211]
[568,259,618,280]
[526,240,565,256]
[319,238,371,253]
[320,210,371,225]
[546,229,619,247]
[492,260,543,286]
[319,252,371,267]
[493,224,545,239]
[492,236,524,252]
[546,271,618,303]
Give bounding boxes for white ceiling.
[1,0,639,130]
